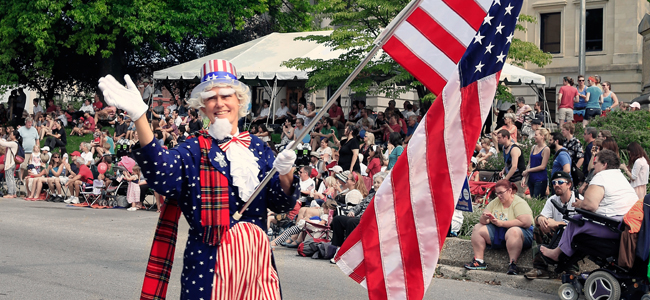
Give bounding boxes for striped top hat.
[191,59,243,99]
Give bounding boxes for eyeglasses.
[53,156,60,158]
[495,189,509,196]
[552,180,568,186]
[578,79,585,82]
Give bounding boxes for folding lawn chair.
[79,179,104,206]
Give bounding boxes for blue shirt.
[552,149,572,179]
[407,122,419,137]
[586,86,602,109]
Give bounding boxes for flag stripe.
[442,0,485,31]
[419,0,476,46]
[441,72,470,203]
[407,117,439,290]
[407,8,466,63]
[374,175,406,299]
[382,38,447,95]
[391,149,425,299]
[393,22,457,79]
[362,199,389,300]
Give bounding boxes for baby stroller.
[469,169,501,205]
[548,198,650,300]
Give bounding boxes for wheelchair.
[547,198,650,300]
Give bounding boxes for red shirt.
[559,85,579,109]
[84,116,95,132]
[367,157,381,179]
[328,106,344,121]
[0,154,5,174]
[78,164,94,184]
[384,123,402,141]
[93,101,103,111]
[46,105,57,113]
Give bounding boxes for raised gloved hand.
[273,141,297,175]
[98,75,149,121]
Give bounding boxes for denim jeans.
[527,179,547,199]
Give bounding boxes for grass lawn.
[41,126,115,155]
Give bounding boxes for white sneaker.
[127,207,137,211]
[70,197,80,204]
[64,197,74,203]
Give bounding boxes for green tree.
[283,0,552,104]
[0,0,314,100]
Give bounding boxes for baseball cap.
[328,165,343,173]
[531,119,542,125]
[631,102,641,109]
[41,146,50,152]
[71,151,81,156]
[551,171,571,181]
[310,151,320,158]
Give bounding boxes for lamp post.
[578,0,586,76]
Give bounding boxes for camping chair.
[79,179,104,206]
[141,187,161,211]
[102,178,126,207]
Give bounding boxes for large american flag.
[333,0,523,299]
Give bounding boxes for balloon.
[98,162,108,174]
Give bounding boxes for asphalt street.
[0,197,554,299]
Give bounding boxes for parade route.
[0,198,554,299]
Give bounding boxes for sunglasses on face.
[552,180,568,186]
[578,79,585,82]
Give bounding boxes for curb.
[436,264,561,296]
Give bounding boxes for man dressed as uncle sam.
[98,59,300,300]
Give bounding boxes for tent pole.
[233,43,383,220]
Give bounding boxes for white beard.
[208,117,233,140]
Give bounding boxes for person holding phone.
[465,179,534,275]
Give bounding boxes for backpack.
[10,142,25,165]
[555,148,584,186]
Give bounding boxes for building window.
[586,8,603,52]
[540,12,561,54]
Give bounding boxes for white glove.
[98,75,149,122]
[274,141,296,175]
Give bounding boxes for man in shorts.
[18,117,39,181]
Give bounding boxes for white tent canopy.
[500,63,546,85]
[153,31,345,81]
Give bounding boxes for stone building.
[513,0,650,120]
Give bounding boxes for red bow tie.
[218,131,251,152]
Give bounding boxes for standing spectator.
[601,81,619,113]
[575,75,588,111]
[141,79,153,102]
[561,122,584,170]
[359,132,375,166]
[18,117,39,181]
[582,127,598,174]
[365,145,383,179]
[496,113,518,143]
[0,131,21,198]
[550,132,572,181]
[386,132,404,171]
[337,125,361,173]
[125,165,142,211]
[533,101,548,125]
[583,76,603,127]
[621,142,649,199]
[514,97,532,131]
[33,99,43,116]
[557,77,578,126]
[328,100,345,128]
[522,129,551,198]
[496,129,524,194]
[494,98,514,129]
[44,120,67,154]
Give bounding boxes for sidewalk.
[438,237,598,295]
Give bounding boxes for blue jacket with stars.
[133,134,299,300]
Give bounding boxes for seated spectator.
[186,110,203,135]
[365,145,383,179]
[270,199,337,248]
[251,100,270,126]
[70,112,95,136]
[620,142,649,199]
[113,114,128,142]
[316,137,333,164]
[79,99,94,116]
[476,138,498,166]
[55,107,68,127]
[92,97,103,112]
[335,171,368,206]
[25,164,48,200]
[298,166,316,203]
[33,99,44,115]
[386,132,404,171]
[95,105,117,125]
[38,114,55,140]
[328,100,345,129]
[277,118,294,150]
[45,99,57,113]
[44,120,67,154]
[540,150,637,263]
[465,179,533,275]
[524,171,581,279]
[64,156,94,204]
[297,102,316,127]
[381,114,402,143]
[312,176,339,201]
[273,99,289,124]
[367,112,386,145]
[404,115,418,143]
[44,153,67,202]
[255,124,271,144]
[79,143,94,167]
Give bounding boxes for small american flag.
[334,0,523,299]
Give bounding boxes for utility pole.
[578,0,586,76]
